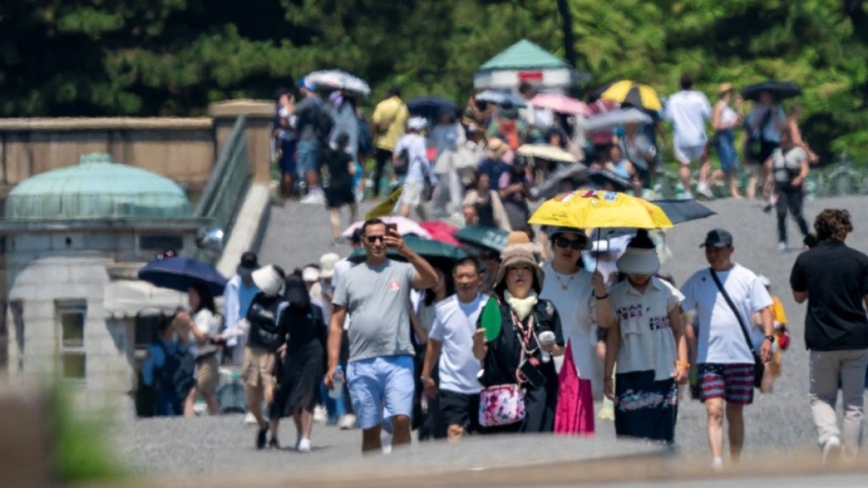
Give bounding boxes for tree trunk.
[556,0,577,67]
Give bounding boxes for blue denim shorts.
[296,139,320,176]
[346,355,415,430]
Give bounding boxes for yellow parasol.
[529,190,673,230]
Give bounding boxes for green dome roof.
[5,153,193,220]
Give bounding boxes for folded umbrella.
[529,93,591,116]
[740,81,801,102]
[304,70,371,96]
[138,257,228,297]
[407,96,457,120]
[454,226,509,254]
[585,108,653,132]
[342,216,431,240]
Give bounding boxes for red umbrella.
[419,221,460,246]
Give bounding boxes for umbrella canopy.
[347,235,467,271]
[419,221,461,246]
[304,70,371,96]
[407,96,457,120]
[650,199,716,225]
[342,216,431,240]
[475,90,528,108]
[586,168,631,192]
[530,164,589,200]
[138,256,228,297]
[593,80,663,112]
[741,81,801,102]
[529,190,673,230]
[516,144,578,164]
[529,93,591,116]
[585,108,653,132]
[454,226,509,254]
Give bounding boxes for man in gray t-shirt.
[327,219,437,453]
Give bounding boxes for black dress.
[479,297,564,433]
[322,147,355,209]
[271,303,326,417]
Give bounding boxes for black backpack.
[156,341,197,399]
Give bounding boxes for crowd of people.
[271,74,820,252]
[138,75,867,470]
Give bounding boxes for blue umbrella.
[407,96,457,120]
[475,90,528,108]
[139,257,228,297]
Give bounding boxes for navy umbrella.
[139,256,229,297]
[741,81,801,102]
[650,199,716,225]
[407,96,458,120]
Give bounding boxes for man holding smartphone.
[326,218,438,453]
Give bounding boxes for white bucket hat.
[252,265,284,296]
[615,230,660,276]
[319,253,341,279]
[407,117,427,131]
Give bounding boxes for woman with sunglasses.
[539,227,610,435]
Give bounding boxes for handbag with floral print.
[478,384,526,427]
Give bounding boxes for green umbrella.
[454,226,509,253]
[348,235,467,270]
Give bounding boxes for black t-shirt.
[322,147,353,186]
[790,240,868,351]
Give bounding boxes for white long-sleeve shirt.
[222,275,259,348]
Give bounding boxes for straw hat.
[487,138,509,159]
[252,265,285,296]
[718,83,735,96]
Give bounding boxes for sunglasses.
[554,237,585,250]
[365,235,385,244]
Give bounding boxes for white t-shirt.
[665,90,711,147]
[394,133,431,184]
[540,262,596,379]
[428,293,487,394]
[680,264,773,364]
[193,309,220,338]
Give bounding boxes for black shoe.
[269,436,280,450]
[256,425,269,450]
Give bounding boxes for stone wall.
[0,99,275,200]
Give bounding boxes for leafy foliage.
[1,0,866,159]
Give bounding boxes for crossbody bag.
[709,269,764,389]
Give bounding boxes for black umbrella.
[407,96,458,120]
[586,168,631,192]
[530,164,588,200]
[741,81,802,102]
[650,199,716,225]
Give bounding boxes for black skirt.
[325,180,355,209]
[614,370,678,444]
[271,341,325,418]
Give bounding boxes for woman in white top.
[596,231,688,444]
[177,283,222,416]
[711,83,744,198]
[539,226,608,435]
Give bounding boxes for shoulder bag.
[708,268,764,389]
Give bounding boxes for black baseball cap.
[700,229,733,248]
[238,251,259,270]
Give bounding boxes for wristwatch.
[764,335,775,343]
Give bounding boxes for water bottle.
[538,331,556,364]
[329,366,344,399]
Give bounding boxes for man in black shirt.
[790,209,868,462]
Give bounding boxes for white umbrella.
[584,108,653,132]
[305,70,371,96]
[475,90,528,108]
[516,144,579,164]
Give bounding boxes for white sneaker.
[313,405,327,423]
[711,457,724,472]
[297,438,311,453]
[381,430,393,455]
[338,414,357,430]
[697,183,714,199]
[243,412,258,424]
[300,192,324,204]
[777,242,787,252]
[681,191,694,200]
[822,436,842,464]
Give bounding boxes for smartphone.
[386,223,398,234]
[518,359,546,389]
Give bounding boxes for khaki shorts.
[242,346,276,388]
[196,354,220,394]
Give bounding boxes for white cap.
[407,117,427,131]
[302,266,320,283]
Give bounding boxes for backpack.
[394,147,410,176]
[315,106,335,142]
[156,341,197,400]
